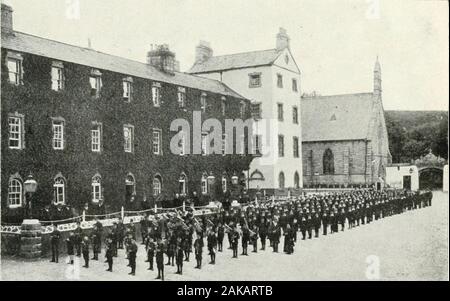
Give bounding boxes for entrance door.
[403,176,411,190]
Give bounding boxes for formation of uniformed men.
[49,189,433,280]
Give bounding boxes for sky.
[3,0,448,111]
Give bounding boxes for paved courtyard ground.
[1,191,448,281]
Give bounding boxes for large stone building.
[1,4,252,222]
[301,58,392,188]
[188,28,303,195]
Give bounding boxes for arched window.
[8,177,23,207]
[153,175,162,196]
[278,172,285,189]
[179,173,187,195]
[222,173,228,192]
[201,173,208,195]
[323,148,335,174]
[294,171,300,189]
[92,174,102,203]
[54,174,66,205]
[125,173,136,200]
[250,169,265,181]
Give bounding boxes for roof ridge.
[302,92,374,99]
[207,48,279,59]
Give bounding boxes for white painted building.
[385,164,419,191]
[188,28,303,193]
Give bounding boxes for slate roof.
[301,92,375,142]
[1,30,245,99]
[188,49,282,74]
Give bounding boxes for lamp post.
[24,173,38,219]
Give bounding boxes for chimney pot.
[195,40,213,64]
[276,27,290,50]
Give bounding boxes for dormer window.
[123,77,133,102]
[51,61,65,91]
[6,52,23,86]
[89,69,102,98]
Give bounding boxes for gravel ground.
[1,191,448,281]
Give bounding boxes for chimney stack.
[195,41,213,64]
[276,27,290,51]
[1,3,13,34]
[147,44,179,74]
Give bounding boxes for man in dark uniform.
[194,234,203,269]
[175,236,184,274]
[259,218,267,250]
[231,225,240,258]
[207,228,218,264]
[74,221,83,257]
[271,220,281,253]
[128,238,138,276]
[117,220,125,249]
[155,238,166,280]
[217,222,225,252]
[50,224,61,263]
[145,236,156,270]
[105,238,114,272]
[91,225,101,261]
[321,213,328,235]
[81,236,90,268]
[251,224,259,253]
[66,232,76,265]
[241,224,250,256]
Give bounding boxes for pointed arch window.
[278,172,285,189]
[323,148,335,174]
[201,173,208,195]
[221,173,228,193]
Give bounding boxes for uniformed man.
[250,224,259,253]
[105,238,114,272]
[91,225,101,261]
[217,222,225,252]
[66,232,76,265]
[155,238,166,280]
[50,224,61,263]
[194,234,203,269]
[207,228,217,264]
[128,238,138,276]
[175,236,184,274]
[231,225,240,258]
[81,236,90,268]
[74,221,83,257]
[241,224,250,256]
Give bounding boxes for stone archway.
[418,167,444,190]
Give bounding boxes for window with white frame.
[222,175,227,192]
[153,175,162,196]
[177,87,186,108]
[179,173,187,195]
[7,53,23,85]
[92,175,102,203]
[54,176,66,205]
[8,114,24,149]
[51,62,64,91]
[201,132,208,155]
[200,93,207,113]
[201,174,208,195]
[8,178,22,207]
[91,122,102,152]
[124,125,134,153]
[278,135,284,157]
[153,129,162,155]
[251,103,262,120]
[52,119,65,150]
[89,69,102,98]
[152,84,161,107]
[123,78,133,102]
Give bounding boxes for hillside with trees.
[385,111,448,163]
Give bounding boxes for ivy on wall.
[1,49,253,221]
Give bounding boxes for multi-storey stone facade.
[1,4,253,222]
